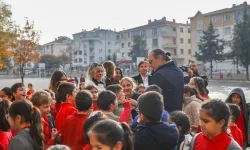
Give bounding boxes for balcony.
[162,43,177,48]
[161,31,177,37]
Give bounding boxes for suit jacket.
[132,74,151,86]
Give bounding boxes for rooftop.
[43,36,72,45]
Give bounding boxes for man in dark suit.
[132,61,151,87]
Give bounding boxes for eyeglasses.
[90,63,102,68]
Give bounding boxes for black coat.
[133,122,178,150]
[132,74,152,86]
[151,61,184,112]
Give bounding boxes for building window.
[121,34,124,39]
[188,28,191,33]
[141,30,146,37]
[99,57,102,61]
[181,49,184,55]
[128,42,131,47]
[84,53,87,56]
[197,30,203,41]
[180,27,184,33]
[152,39,158,47]
[153,28,158,36]
[224,14,231,21]
[122,52,125,57]
[116,35,119,40]
[79,58,82,62]
[121,43,124,48]
[84,61,87,64]
[79,51,82,55]
[224,27,231,35]
[174,49,177,55]
[74,51,77,55]
[197,20,203,30]
[211,16,218,24]
[128,32,130,38]
[108,41,111,46]
[173,28,176,31]
[173,38,176,44]
[74,59,77,63]
[180,38,184,44]
[188,49,191,55]
[188,39,191,44]
[99,49,102,53]
[108,49,111,53]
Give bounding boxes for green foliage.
[128,35,147,62]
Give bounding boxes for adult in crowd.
[120,77,140,119]
[184,67,194,84]
[132,61,151,87]
[85,63,105,91]
[188,77,209,99]
[103,61,116,87]
[112,67,123,84]
[148,49,184,112]
[49,70,67,93]
[189,61,200,77]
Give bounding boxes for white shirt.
[141,75,149,87]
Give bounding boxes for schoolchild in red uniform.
[55,82,78,132]
[31,90,58,149]
[82,111,107,150]
[226,88,248,148]
[97,90,131,124]
[10,83,26,101]
[0,100,12,150]
[227,104,243,148]
[85,85,100,111]
[191,100,241,150]
[61,90,93,150]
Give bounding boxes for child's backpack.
[179,133,194,150]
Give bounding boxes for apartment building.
[117,17,192,65]
[42,36,72,56]
[189,1,250,72]
[71,27,118,68]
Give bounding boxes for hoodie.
[225,88,248,144]
[133,122,179,150]
[8,129,36,150]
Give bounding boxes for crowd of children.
[0,62,249,150]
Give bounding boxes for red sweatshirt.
[230,125,243,148]
[235,106,246,142]
[55,103,77,131]
[82,144,92,150]
[194,130,232,150]
[93,103,100,111]
[118,102,131,124]
[61,113,89,150]
[0,130,12,150]
[42,116,55,149]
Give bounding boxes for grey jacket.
[8,129,35,150]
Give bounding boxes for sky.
[7,0,249,44]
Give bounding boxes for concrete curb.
[209,80,250,83]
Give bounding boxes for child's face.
[116,90,125,101]
[121,80,133,98]
[232,94,241,106]
[89,132,122,150]
[110,99,118,112]
[14,86,26,100]
[0,91,12,101]
[199,109,224,139]
[90,88,98,103]
[137,88,145,94]
[67,88,77,103]
[38,103,51,117]
[188,78,197,89]
[28,85,33,90]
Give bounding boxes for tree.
[112,53,117,65]
[128,35,147,62]
[12,18,41,83]
[0,1,17,68]
[40,54,60,72]
[58,51,71,70]
[196,21,225,79]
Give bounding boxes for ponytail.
[30,107,44,150]
[120,122,133,150]
[9,100,44,150]
[184,85,205,101]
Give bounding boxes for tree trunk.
[246,49,249,80]
[236,56,239,74]
[210,60,213,79]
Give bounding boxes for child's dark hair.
[192,77,209,96]
[201,100,230,130]
[135,84,145,92]
[97,90,116,111]
[138,91,164,122]
[138,61,146,69]
[144,85,162,94]
[184,85,204,101]
[9,100,43,150]
[88,119,133,150]
[115,67,123,79]
[0,100,10,131]
[49,70,67,93]
[227,103,240,123]
[28,83,33,87]
[83,111,107,143]
[85,85,98,91]
[169,111,190,136]
[106,84,122,94]
[11,83,25,93]
[57,82,75,103]
[1,87,14,101]
[31,91,51,107]
[75,90,93,111]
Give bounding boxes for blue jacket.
[133,122,178,150]
[151,61,184,112]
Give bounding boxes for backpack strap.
[227,138,242,150]
[190,132,202,150]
